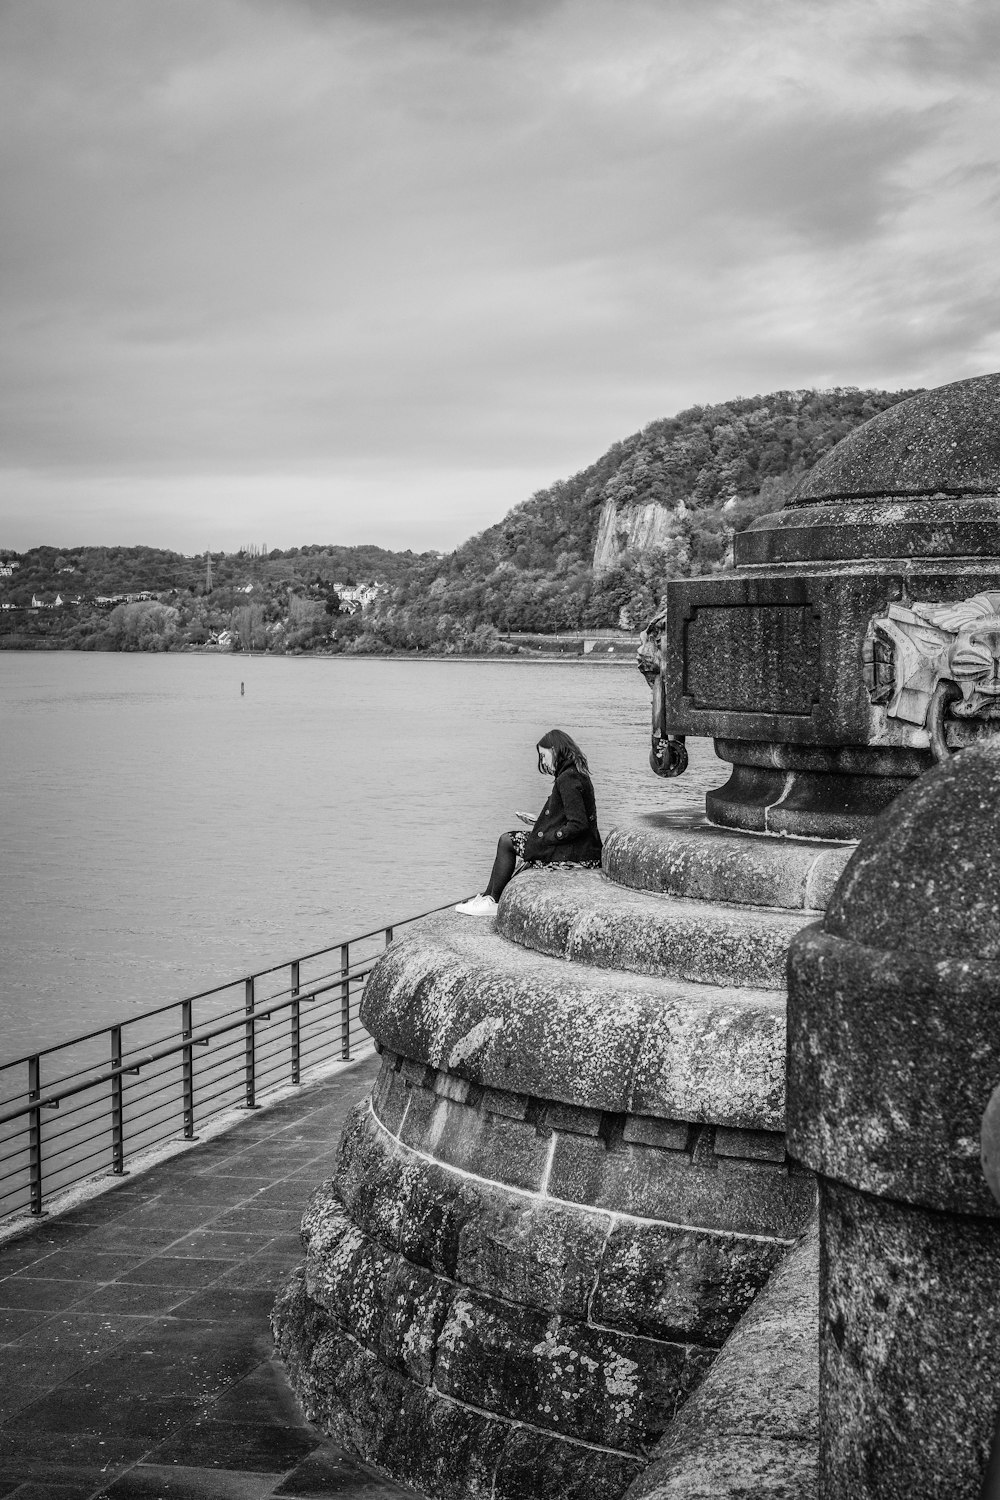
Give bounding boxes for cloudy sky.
[2,0,999,554]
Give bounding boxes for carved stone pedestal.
[272,818,830,1500]
[642,374,1000,838]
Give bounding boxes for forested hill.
[1,385,919,654]
[369,386,919,649]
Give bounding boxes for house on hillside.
[95,590,156,607]
[331,581,380,615]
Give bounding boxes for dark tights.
[485,832,518,901]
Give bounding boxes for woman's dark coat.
[522,766,602,865]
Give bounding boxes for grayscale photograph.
[1,2,998,1497]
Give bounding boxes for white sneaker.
[454,894,498,917]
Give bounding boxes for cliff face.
[592,497,684,576]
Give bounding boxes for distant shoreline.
[0,645,638,665]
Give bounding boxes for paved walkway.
[0,1052,420,1500]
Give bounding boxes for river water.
[0,653,723,1059]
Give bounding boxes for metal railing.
[0,897,462,1222]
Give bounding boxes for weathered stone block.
[789,924,1000,1216]
[391,1379,508,1500]
[371,1058,411,1135]
[713,1125,786,1163]
[626,1432,817,1500]
[542,1101,603,1137]
[400,1088,553,1194]
[689,1123,717,1170]
[371,1056,392,1112]
[433,1070,472,1104]
[622,1115,691,1151]
[433,1288,708,1451]
[293,1312,508,1498]
[623,1221,819,1500]
[396,1074,442,1148]
[395,1155,481,1279]
[271,1264,315,1388]
[334,1119,607,1320]
[329,1099,367,1188]
[480,1085,531,1120]
[303,1215,454,1390]
[548,1131,814,1239]
[305,1219,388,1347]
[494,1424,643,1500]
[299,1305,638,1500]
[307,1322,407,1472]
[455,1193,607,1322]
[401,1057,437,1090]
[379,1255,455,1386]
[592,1221,786,1346]
[332,1108,408,1253]
[299,1179,340,1252]
[820,1180,1000,1499]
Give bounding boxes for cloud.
[1,0,998,551]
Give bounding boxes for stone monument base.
[273,812,843,1499]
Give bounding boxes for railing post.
[290,960,301,1085]
[244,975,258,1108]
[181,1000,195,1139]
[110,1027,126,1174]
[341,943,351,1060]
[27,1055,43,1215]
[385,925,393,946]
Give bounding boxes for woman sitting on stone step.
[455,728,603,916]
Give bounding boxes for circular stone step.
[360,914,786,1131]
[602,809,853,909]
[497,870,812,989]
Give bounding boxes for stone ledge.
[361,918,786,1130]
[496,872,809,990]
[603,812,852,910]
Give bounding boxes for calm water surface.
[0,653,722,1057]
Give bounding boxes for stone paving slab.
[0,1053,422,1500]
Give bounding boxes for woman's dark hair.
[537,729,590,776]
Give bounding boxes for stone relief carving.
[864,592,1000,760]
[638,607,688,777]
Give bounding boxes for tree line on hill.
[1,386,918,655]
